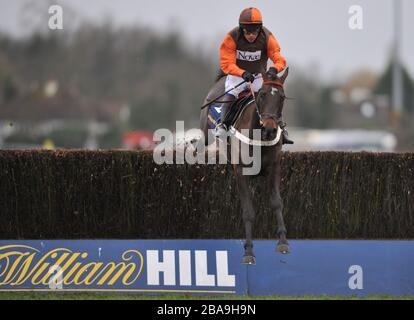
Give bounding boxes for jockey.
[215,7,293,144]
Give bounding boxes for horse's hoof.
[276,243,290,254]
[242,255,256,265]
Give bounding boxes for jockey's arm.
[267,34,286,73]
[220,34,245,77]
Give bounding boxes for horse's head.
[256,67,289,141]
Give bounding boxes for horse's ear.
[280,67,289,83]
[260,66,268,81]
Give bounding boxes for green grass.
[0,292,413,300]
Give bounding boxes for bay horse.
[200,67,290,264]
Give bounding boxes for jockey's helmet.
[239,7,263,32]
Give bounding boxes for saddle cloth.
[207,91,254,129]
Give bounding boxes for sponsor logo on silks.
[0,245,236,293]
[236,50,261,61]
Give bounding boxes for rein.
[226,83,283,147]
[228,98,282,146]
[225,77,291,147]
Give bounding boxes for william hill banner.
[1,240,413,296]
[0,240,246,295]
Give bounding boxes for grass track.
[0,293,413,300]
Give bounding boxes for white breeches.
[224,73,263,97]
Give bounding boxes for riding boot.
[214,94,235,139]
[279,120,294,145]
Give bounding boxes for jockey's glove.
[242,71,255,83]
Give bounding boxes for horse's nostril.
[273,128,277,133]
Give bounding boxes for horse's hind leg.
[235,168,256,264]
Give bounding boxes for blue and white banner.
[0,240,413,296]
[0,240,246,295]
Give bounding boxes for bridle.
[250,80,285,126]
[228,79,286,147]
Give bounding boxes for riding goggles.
[242,27,261,35]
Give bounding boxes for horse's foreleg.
[268,155,289,254]
[270,189,289,253]
[235,168,256,264]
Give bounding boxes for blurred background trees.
[0,23,215,148]
[0,1,413,151]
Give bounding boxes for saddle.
[207,90,254,130]
[223,91,254,128]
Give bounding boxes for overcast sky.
[0,0,413,81]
